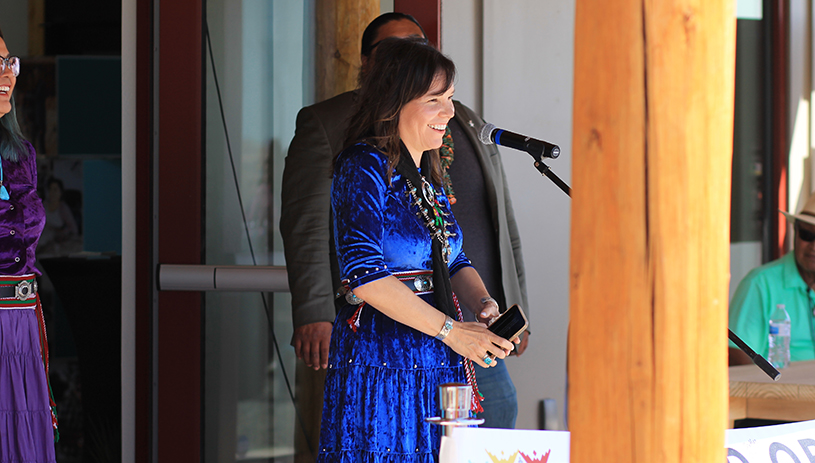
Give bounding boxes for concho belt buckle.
[413,274,433,292]
[15,279,36,301]
[336,284,363,305]
[345,291,363,305]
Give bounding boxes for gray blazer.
[451,101,528,313]
[280,92,528,332]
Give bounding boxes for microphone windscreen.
[478,123,496,145]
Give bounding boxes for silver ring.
[483,355,493,365]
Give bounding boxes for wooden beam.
[27,0,45,56]
[569,1,735,461]
[394,0,440,49]
[315,0,379,102]
[772,0,789,258]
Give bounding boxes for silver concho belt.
[335,270,434,305]
[0,279,38,301]
[395,271,434,294]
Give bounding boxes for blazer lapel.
[452,101,501,226]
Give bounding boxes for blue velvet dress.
[318,143,471,462]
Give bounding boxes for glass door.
[203,2,314,461]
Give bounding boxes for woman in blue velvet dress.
[317,38,515,462]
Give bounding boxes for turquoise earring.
[0,160,10,200]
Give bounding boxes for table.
[730,359,815,425]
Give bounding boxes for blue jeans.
[475,358,517,428]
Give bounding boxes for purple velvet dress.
[0,143,55,463]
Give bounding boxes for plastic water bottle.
[768,304,791,369]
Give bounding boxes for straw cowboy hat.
[782,194,815,227]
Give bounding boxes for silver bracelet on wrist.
[480,296,497,306]
[435,316,454,340]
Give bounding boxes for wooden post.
[569,1,735,462]
[772,0,789,259]
[314,0,379,102]
[28,0,45,56]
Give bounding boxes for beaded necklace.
[439,125,456,204]
[395,145,457,322]
[404,176,453,263]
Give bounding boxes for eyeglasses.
[0,56,20,77]
[796,223,815,242]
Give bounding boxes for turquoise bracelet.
[435,316,454,340]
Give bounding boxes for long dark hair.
[0,28,28,162]
[342,37,455,185]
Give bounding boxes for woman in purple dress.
[0,29,57,462]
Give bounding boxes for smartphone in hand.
[487,304,529,343]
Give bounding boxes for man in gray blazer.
[280,12,529,459]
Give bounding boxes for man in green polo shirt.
[729,194,815,365]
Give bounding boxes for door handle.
[157,264,289,293]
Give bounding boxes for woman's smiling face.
[0,38,16,119]
[0,39,17,117]
[398,74,455,164]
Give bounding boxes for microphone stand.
[729,329,781,380]
[534,160,571,197]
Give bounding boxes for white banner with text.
[439,420,815,463]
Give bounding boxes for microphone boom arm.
[534,161,571,197]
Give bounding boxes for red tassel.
[452,293,484,413]
[35,295,59,440]
[345,302,365,333]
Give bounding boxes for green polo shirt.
[729,252,815,362]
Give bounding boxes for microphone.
[479,123,560,160]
